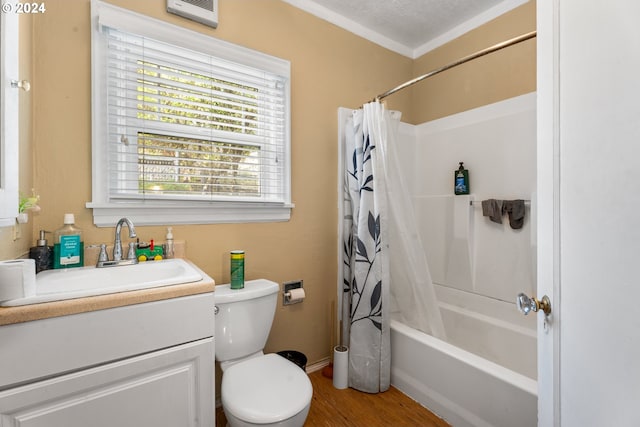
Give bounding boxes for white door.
[537,1,640,426]
[536,2,558,424]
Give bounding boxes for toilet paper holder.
[283,280,304,306]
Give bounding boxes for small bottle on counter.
[165,227,174,259]
[29,230,53,273]
[53,213,84,269]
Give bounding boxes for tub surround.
[385,95,537,427]
[400,93,537,303]
[434,283,536,379]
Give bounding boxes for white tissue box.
[0,259,36,301]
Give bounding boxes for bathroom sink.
[0,258,205,307]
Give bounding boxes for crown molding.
[283,0,530,59]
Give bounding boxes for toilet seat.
[222,353,313,424]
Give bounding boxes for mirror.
[0,11,19,226]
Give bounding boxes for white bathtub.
[390,285,537,427]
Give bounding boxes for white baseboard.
[305,357,331,374]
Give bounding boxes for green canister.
[230,250,245,289]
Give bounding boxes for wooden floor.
[216,369,450,426]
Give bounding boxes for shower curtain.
[342,102,391,393]
[340,102,445,393]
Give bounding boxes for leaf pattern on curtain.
[342,103,390,393]
[352,211,382,330]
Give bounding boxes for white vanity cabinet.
[0,292,215,426]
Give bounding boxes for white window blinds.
[101,24,288,204]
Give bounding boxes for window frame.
[88,0,292,226]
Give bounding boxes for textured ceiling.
[285,0,526,57]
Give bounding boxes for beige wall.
[23,0,412,369]
[406,0,536,124]
[2,0,534,379]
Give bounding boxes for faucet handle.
[98,244,108,263]
[127,242,137,260]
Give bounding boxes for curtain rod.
[373,30,537,102]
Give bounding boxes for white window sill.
[86,202,293,227]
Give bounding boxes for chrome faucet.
[113,217,137,261]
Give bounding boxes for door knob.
[517,293,551,315]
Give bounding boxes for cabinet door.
[0,338,214,427]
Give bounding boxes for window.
[88,1,291,226]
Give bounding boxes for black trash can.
[277,350,307,371]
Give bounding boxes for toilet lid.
[222,353,313,424]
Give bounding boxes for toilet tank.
[214,279,279,363]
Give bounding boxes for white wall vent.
[167,0,218,28]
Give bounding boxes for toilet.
[215,279,313,427]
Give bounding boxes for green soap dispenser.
[454,162,470,195]
[53,213,84,269]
